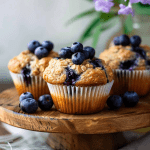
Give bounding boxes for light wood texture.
[0,88,150,134]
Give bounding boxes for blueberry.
[54,57,61,60]
[38,94,53,111]
[20,98,38,113]
[71,42,83,53]
[21,67,31,86]
[123,91,139,107]
[119,59,136,70]
[59,47,73,59]
[107,95,123,110]
[42,41,54,52]
[120,34,130,46]
[64,68,79,85]
[89,59,104,69]
[19,92,34,102]
[21,67,31,75]
[130,35,141,47]
[34,46,49,59]
[72,52,85,65]
[132,47,146,59]
[28,40,41,53]
[113,36,121,45]
[83,46,95,59]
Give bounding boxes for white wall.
[0,0,120,83]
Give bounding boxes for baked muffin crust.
[8,50,58,76]
[43,58,113,86]
[99,45,150,70]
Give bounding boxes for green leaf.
[79,17,100,43]
[133,3,150,15]
[66,8,96,26]
[92,23,102,48]
[123,15,133,34]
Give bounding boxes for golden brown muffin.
[99,45,150,70]
[8,49,59,100]
[99,44,150,96]
[43,57,113,86]
[8,50,58,76]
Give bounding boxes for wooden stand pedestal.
[0,88,150,150]
[47,132,127,150]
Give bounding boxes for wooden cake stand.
[0,88,150,150]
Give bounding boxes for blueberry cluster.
[58,42,95,65]
[113,35,141,47]
[28,40,54,59]
[107,91,139,110]
[19,92,53,113]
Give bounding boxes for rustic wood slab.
[0,88,150,134]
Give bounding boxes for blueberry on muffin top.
[8,40,58,76]
[99,35,150,70]
[43,42,113,86]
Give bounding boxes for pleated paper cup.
[9,71,50,100]
[47,80,114,114]
[110,69,150,96]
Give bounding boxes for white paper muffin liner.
[111,69,150,96]
[47,80,114,114]
[9,71,50,100]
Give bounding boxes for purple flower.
[94,0,114,13]
[118,4,134,16]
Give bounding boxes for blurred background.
[0,0,121,86]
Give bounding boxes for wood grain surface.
[0,88,150,134]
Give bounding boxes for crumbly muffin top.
[43,57,113,86]
[99,45,150,70]
[8,50,58,76]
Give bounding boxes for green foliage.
[66,8,96,25]
[124,15,133,34]
[133,3,150,15]
[66,1,150,48]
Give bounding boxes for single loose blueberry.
[107,95,123,110]
[130,35,141,47]
[20,98,38,113]
[72,52,85,65]
[42,41,54,52]
[28,40,41,53]
[120,34,130,46]
[71,42,83,53]
[83,46,95,59]
[123,91,139,107]
[19,92,34,102]
[59,47,73,59]
[113,36,121,45]
[34,46,49,59]
[38,94,53,111]
[132,47,146,59]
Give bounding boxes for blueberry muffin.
[99,35,150,96]
[43,42,114,114]
[8,40,58,100]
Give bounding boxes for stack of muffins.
[99,34,150,96]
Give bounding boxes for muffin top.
[99,35,150,70]
[43,42,113,86]
[8,40,58,76]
